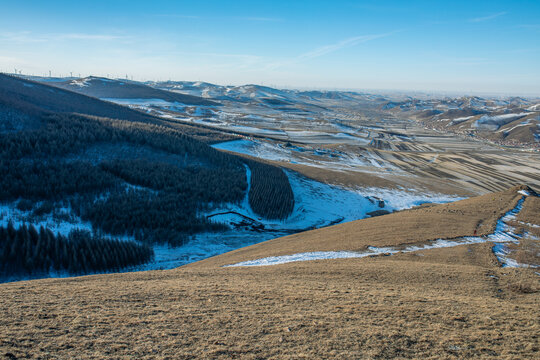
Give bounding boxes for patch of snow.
[0,202,94,237]
[449,116,474,125]
[496,119,532,133]
[474,113,529,131]
[70,78,89,87]
[223,125,287,137]
[517,221,540,229]
[224,250,386,267]
[207,168,384,232]
[102,98,184,107]
[213,139,292,163]
[212,139,393,173]
[354,187,462,211]
[138,231,276,271]
[0,184,148,243]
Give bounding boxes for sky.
[1,0,539,95]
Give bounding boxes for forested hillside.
[0,223,153,281]
[0,73,233,143]
[0,74,295,279]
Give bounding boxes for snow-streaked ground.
[0,203,94,236]
[225,191,538,268]
[474,112,530,130]
[208,166,462,233]
[140,166,462,271]
[102,97,187,112]
[144,169,464,270]
[0,167,463,277]
[99,97,377,145]
[1,122,469,280]
[212,138,395,173]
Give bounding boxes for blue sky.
[1,0,539,95]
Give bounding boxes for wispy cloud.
[468,12,507,23]
[266,32,395,70]
[0,31,127,43]
[301,34,390,60]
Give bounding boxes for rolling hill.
[34,76,218,106]
[383,95,540,148]
[0,185,538,359]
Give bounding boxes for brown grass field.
[1,185,539,359]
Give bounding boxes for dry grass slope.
[0,185,539,359]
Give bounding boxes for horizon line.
[3,71,540,99]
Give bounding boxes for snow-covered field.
[98,96,379,146]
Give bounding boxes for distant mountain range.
[25,76,218,106]
[381,96,540,147]
[150,80,540,148]
[23,74,540,148]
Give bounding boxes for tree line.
[0,223,153,280]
